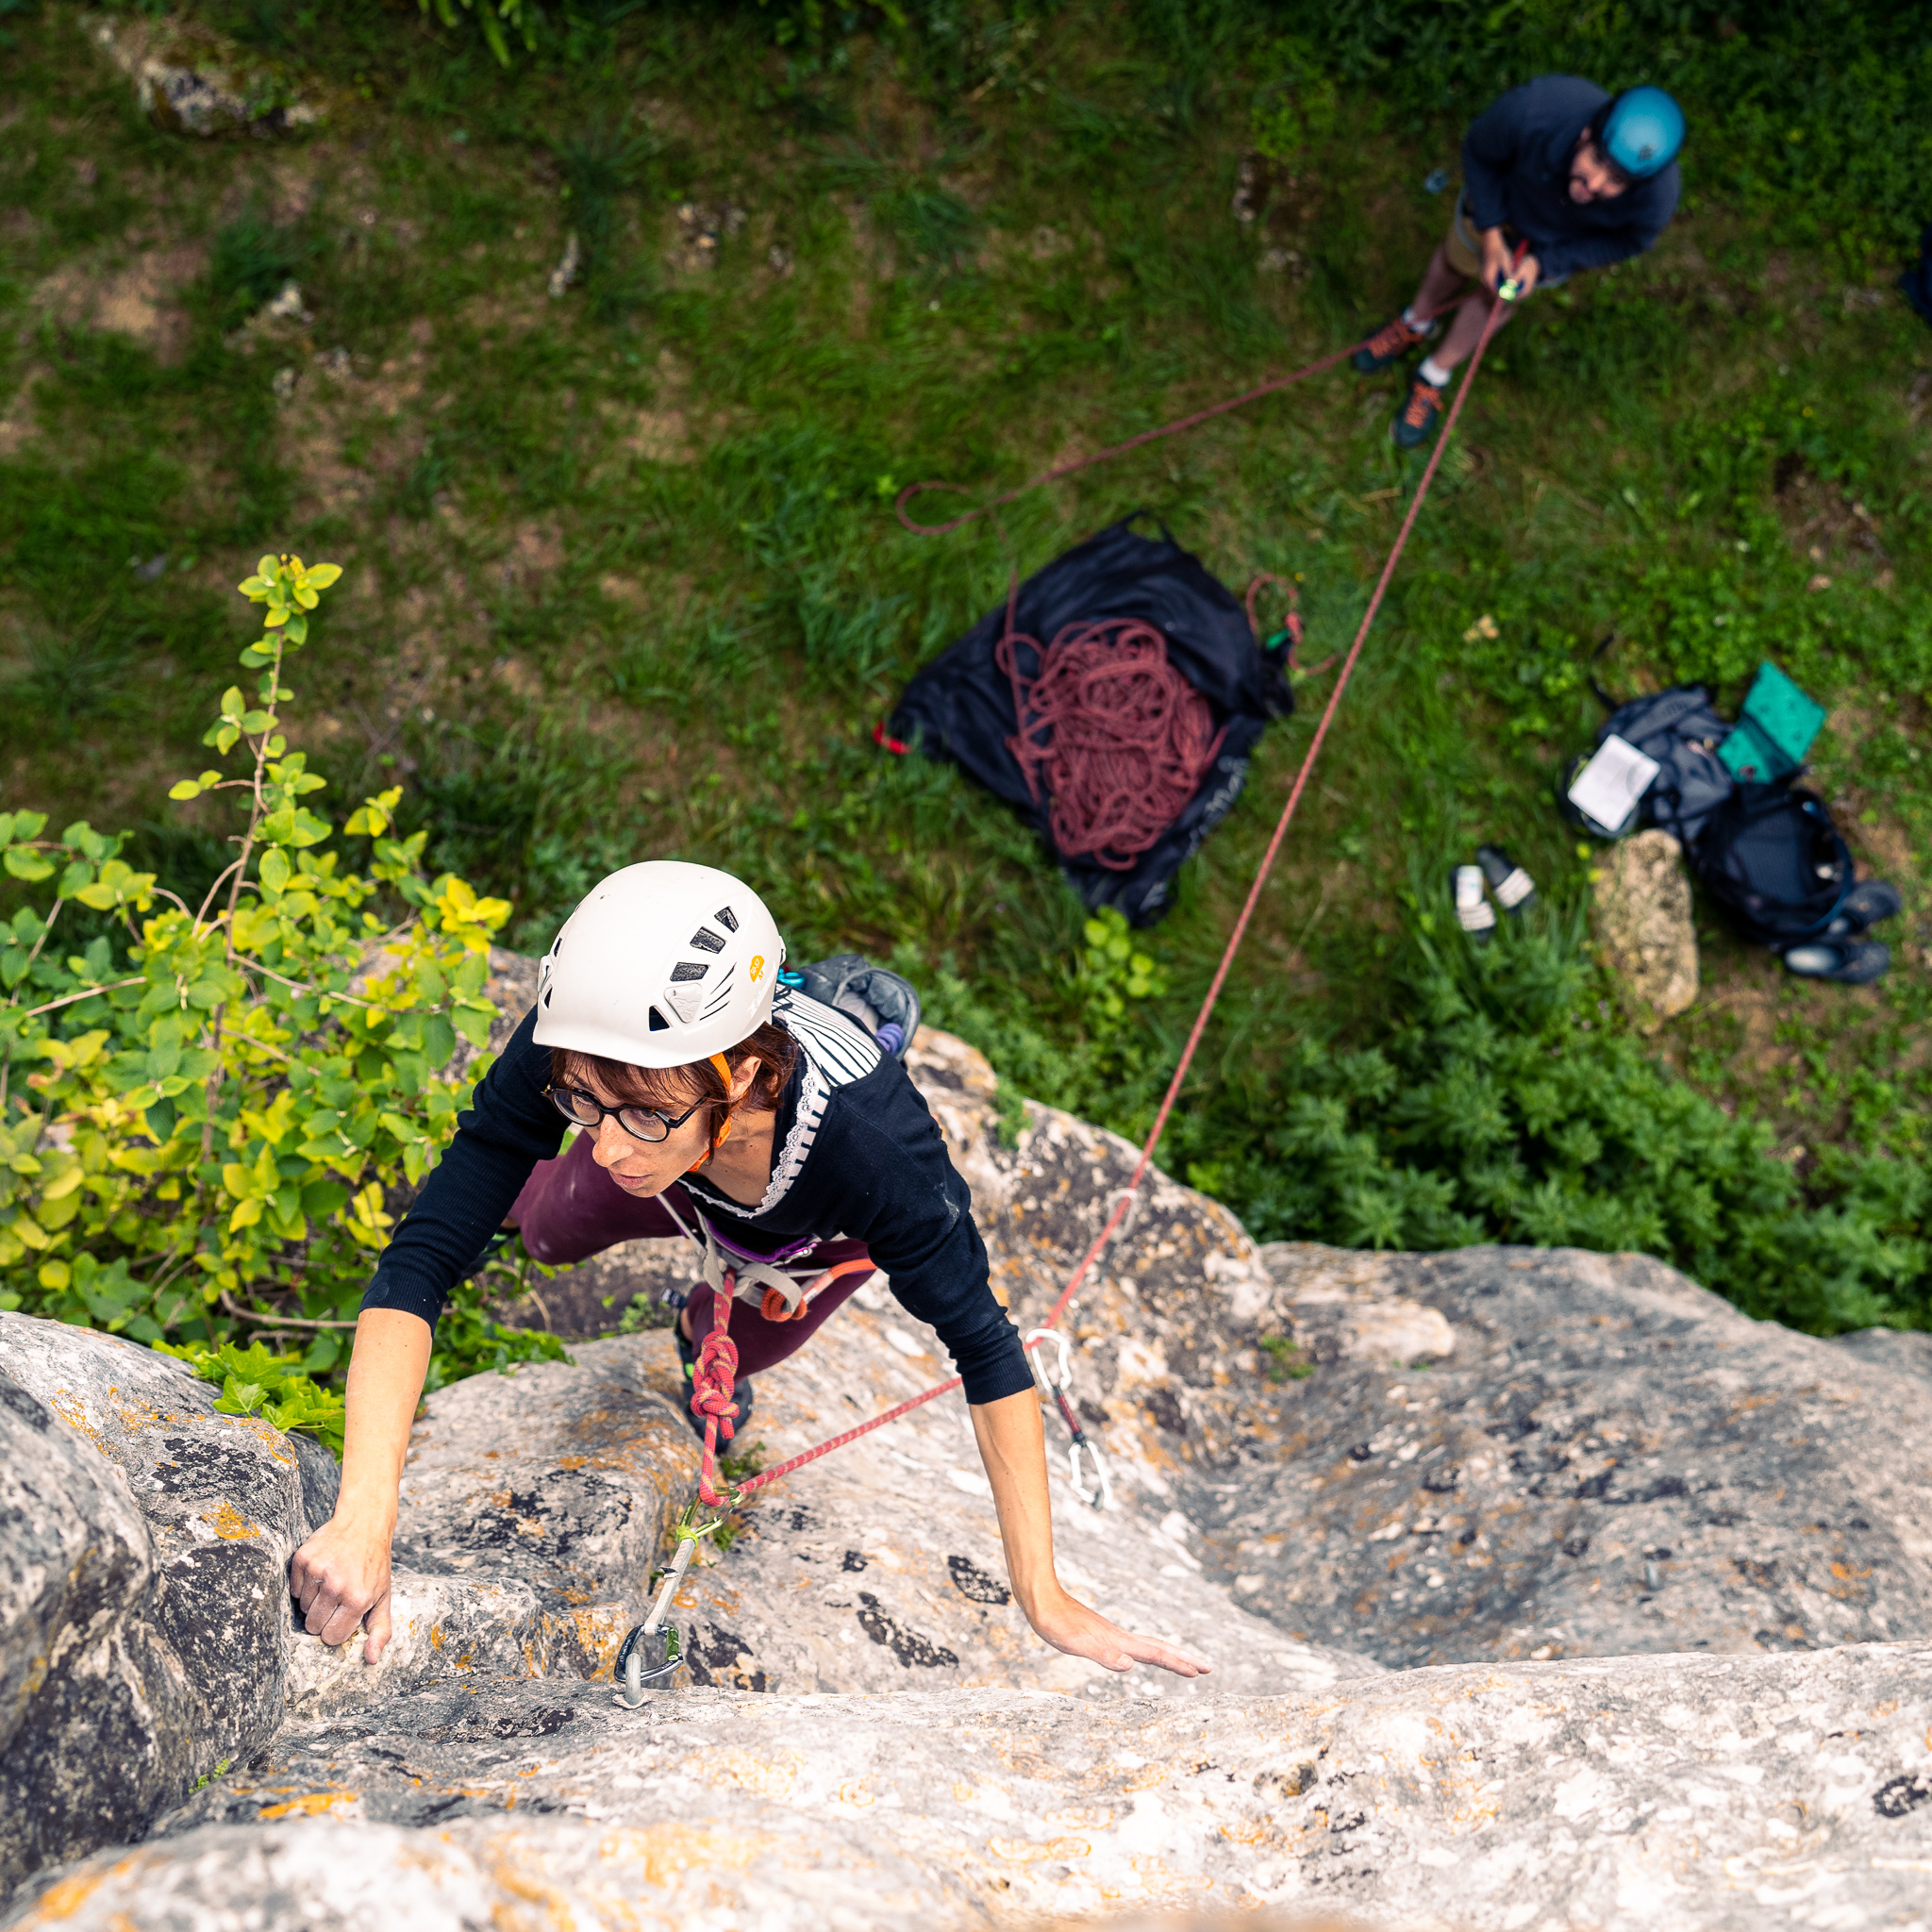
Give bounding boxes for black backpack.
[1689,784,1853,950]
[1561,685,1736,845]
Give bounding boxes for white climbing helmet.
[532,861,785,1067]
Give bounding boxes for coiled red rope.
[999,617,1224,869]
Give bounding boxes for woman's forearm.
[970,1388,1062,1617]
[338,1307,434,1524]
[970,1383,1210,1679]
[289,1307,431,1661]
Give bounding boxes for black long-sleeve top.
[1461,75,1680,283]
[359,993,1034,1407]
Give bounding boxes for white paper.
[1568,733,1660,835]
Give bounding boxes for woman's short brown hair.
[548,1021,800,1121]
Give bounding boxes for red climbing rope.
[999,616,1224,869]
[893,302,1460,537]
[724,270,1523,1507]
[691,1275,741,1507]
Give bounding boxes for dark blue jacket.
[1462,75,1680,282]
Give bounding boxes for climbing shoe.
[1781,939,1890,985]
[1454,864,1495,943]
[1351,312,1435,375]
[1392,375,1446,449]
[1826,878,1901,936]
[675,1317,755,1444]
[1476,843,1538,918]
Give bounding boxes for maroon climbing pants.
[507,1128,873,1376]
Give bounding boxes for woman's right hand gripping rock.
[290,1511,395,1662]
[288,1307,433,1665]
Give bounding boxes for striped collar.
[680,985,881,1221]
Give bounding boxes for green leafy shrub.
[158,1337,347,1456]
[0,554,569,1416]
[939,898,1928,1338]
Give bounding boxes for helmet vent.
[648,1005,672,1031]
[669,961,708,982]
[714,906,739,932]
[689,926,725,954]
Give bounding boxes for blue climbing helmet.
[1595,86,1685,181]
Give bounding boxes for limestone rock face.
[0,1318,323,1893]
[1832,1325,1932,1387]
[31,1645,1932,1932]
[291,1333,700,1718]
[1591,828,1699,1026]
[8,1018,1932,1929]
[1185,1245,1932,1668]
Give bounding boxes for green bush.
[0,555,569,1420]
[939,902,1927,1337]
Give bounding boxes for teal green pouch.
[1719,661,1826,784]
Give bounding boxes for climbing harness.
[657,1187,878,1325]
[624,270,1524,1672]
[1025,1326,1113,1510]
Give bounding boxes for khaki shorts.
[1444,192,1566,289]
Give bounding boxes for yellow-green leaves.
[237,554,342,650]
[344,786,405,839]
[2,544,512,1380]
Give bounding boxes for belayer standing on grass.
[287,860,1208,1683]
[1354,77,1685,447]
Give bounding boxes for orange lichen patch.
[1220,1820,1270,1845]
[540,1604,629,1672]
[204,1501,262,1541]
[839,1782,875,1807]
[257,1790,358,1821]
[690,1747,808,1803]
[46,1391,105,1453]
[22,1868,104,1917]
[223,1414,297,1464]
[990,1835,1091,1862]
[589,1823,774,1886]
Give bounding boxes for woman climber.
[289,859,1208,1683]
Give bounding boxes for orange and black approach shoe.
[1392,374,1445,449]
[1351,312,1432,374]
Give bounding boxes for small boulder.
[1592,828,1698,1027]
[88,15,321,140]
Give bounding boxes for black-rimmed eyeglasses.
[543,1083,711,1144]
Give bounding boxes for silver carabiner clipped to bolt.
[1024,1327,1114,1511]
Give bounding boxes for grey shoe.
[1825,879,1901,935]
[1782,940,1890,985]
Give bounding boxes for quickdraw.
[1024,1326,1113,1510]
[616,1505,724,1706]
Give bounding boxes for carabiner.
[1023,1327,1114,1511]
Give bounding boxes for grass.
[2,0,1930,1329]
